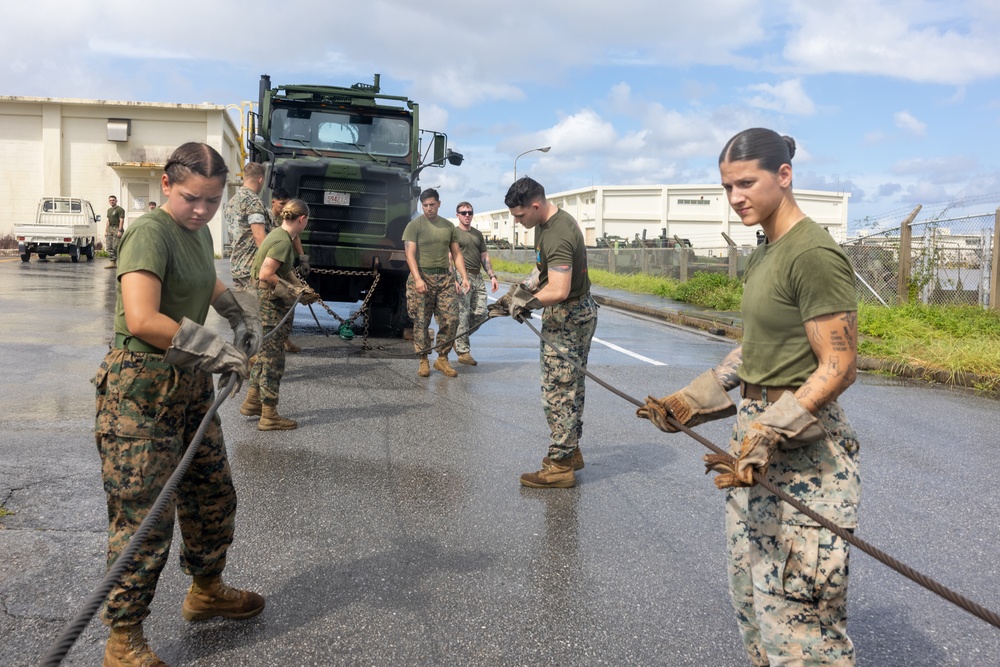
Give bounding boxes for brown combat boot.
[418,355,430,377]
[181,575,265,622]
[258,404,297,431]
[544,447,584,471]
[519,457,576,488]
[434,356,458,377]
[284,339,301,353]
[103,624,167,667]
[457,352,478,366]
[239,387,261,417]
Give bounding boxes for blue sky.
[6,0,1000,231]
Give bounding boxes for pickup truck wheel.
[20,253,30,262]
[70,245,80,263]
[84,243,95,260]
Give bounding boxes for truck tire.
[20,252,30,262]
[84,242,95,260]
[70,245,80,263]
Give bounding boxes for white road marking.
[593,336,666,366]
[488,296,667,366]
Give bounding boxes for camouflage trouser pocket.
[96,350,186,440]
[755,523,848,603]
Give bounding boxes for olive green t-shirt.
[455,225,487,273]
[535,208,590,301]
[251,227,296,282]
[401,214,458,270]
[739,217,857,387]
[106,205,126,230]
[114,209,217,337]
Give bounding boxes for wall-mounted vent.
[107,119,131,142]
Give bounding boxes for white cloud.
[783,0,1000,85]
[893,111,927,137]
[746,79,816,115]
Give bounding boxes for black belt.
[113,333,164,354]
[420,268,449,275]
[740,381,798,403]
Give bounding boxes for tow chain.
[308,266,382,350]
[518,314,1000,632]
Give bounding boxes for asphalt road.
[1,255,999,666]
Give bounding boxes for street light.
[511,146,551,249]
[513,146,551,182]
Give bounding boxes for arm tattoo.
[713,347,742,390]
[549,265,571,273]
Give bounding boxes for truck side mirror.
[433,134,446,163]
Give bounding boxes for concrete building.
[473,184,850,250]
[0,96,245,255]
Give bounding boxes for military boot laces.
[103,624,168,667]
[543,447,584,471]
[519,457,576,489]
[181,576,265,622]
[434,356,458,377]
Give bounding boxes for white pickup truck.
[15,197,100,263]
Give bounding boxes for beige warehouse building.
[474,184,850,250]
[0,96,245,255]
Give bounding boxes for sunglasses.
[457,210,474,216]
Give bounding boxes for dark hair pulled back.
[719,128,796,174]
[164,142,229,185]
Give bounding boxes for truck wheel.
[20,252,30,262]
[84,243,95,260]
[70,245,80,263]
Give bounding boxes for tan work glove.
[487,283,519,318]
[272,277,320,305]
[162,317,249,397]
[705,392,826,489]
[212,288,262,357]
[637,369,736,433]
[510,284,543,323]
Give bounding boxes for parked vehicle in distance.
[15,197,100,263]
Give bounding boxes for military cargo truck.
[247,74,463,335]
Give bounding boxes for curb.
[591,291,998,393]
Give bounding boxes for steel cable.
[520,315,1000,632]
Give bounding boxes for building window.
[677,198,711,205]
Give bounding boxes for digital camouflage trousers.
[93,348,236,627]
[250,288,294,407]
[539,294,598,460]
[455,273,487,355]
[406,272,459,355]
[726,397,860,666]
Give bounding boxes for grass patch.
[494,260,743,311]
[858,303,1000,389]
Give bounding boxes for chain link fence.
[843,212,997,307]
[493,208,999,309]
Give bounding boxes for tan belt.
[740,381,798,403]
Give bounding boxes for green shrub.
[673,272,744,311]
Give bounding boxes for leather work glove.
[296,253,311,278]
[637,369,736,433]
[162,317,249,398]
[707,392,826,489]
[271,277,320,305]
[212,288,262,357]
[487,283,519,318]
[510,284,543,323]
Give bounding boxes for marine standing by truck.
[105,195,126,268]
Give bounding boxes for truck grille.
[299,176,387,237]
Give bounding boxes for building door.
[123,180,152,228]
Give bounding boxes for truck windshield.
[271,108,410,158]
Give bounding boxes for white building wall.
[0,97,242,254]
[474,184,850,250]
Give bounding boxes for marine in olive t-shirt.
[401,214,459,271]
[534,208,590,301]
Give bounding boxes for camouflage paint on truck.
[247,74,462,335]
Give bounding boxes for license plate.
[324,191,351,206]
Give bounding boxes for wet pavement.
[2,255,1000,666]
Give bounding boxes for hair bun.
[782,135,796,160]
